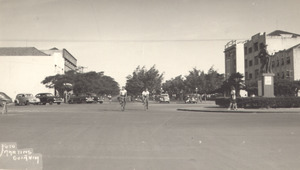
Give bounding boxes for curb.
[177,108,300,113]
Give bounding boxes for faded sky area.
[1,0,299,86]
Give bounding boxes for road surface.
[0,101,300,170]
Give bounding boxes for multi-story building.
[224,40,245,80]
[42,47,77,73]
[0,47,77,98]
[270,43,300,81]
[244,30,300,85]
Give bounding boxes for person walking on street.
[119,86,127,111]
[142,88,150,110]
[1,99,8,114]
[107,94,112,104]
[228,86,238,110]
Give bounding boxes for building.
[42,47,77,73]
[224,40,245,80]
[270,43,300,81]
[0,47,77,99]
[244,30,300,85]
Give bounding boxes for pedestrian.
[197,93,202,103]
[1,99,8,114]
[108,94,112,103]
[228,86,238,110]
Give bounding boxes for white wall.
[267,36,300,55]
[236,43,245,79]
[0,55,58,99]
[294,47,300,80]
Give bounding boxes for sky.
[1,0,299,86]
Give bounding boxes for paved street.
[1,101,300,170]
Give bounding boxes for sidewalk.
[177,101,300,113]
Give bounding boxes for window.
[255,69,259,79]
[245,59,248,68]
[282,72,285,79]
[244,47,248,55]
[249,60,253,67]
[287,56,291,64]
[245,72,248,79]
[259,43,264,50]
[249,73,253,79]
[254,56,259,65]
[286,71,290,78]
[248,47,252,54]
[254,42,258,51]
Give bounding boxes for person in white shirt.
[120,86,127,96]
[142,88,150,109]
[142,88,150,101]
[228,86,237,110]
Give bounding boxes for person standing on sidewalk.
[1,99,8,114]
[228,86,238,110]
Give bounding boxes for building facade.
[244,30,300,86]
[270,44,300,81]
[0,47,77,99]
[224,40,245,80]
[42,47,77,73]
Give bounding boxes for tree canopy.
[126,65,164,96]
[162,66,224,98]
[41,70,119,96]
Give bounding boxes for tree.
[220,73,244,97]
[126,65,164,96]
[162,75,185,100]
[184,68,206,93]
[205,67,224,93]
[41,71,119,96]
[274,79,300,96]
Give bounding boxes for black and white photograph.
[0,0,300,169]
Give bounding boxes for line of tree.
[41,70,119,96]
[162,67,225,99]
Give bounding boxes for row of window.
[245,70,292,80]
[271,56,291,67]
[244,42,265,55]
[245,56,291,68]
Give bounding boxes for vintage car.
[185,95,197,104]
[68,93,103,104]
[159,93,170,103]
[35,93,63,105]
[0,92,13,106]
[14,93,40,105]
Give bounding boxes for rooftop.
[267,30,300,37]
[0,47,49,56]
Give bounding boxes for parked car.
[159,93,170,103]
[14,93,40,106]
[88,93,104,104]
[68,93,103,104]
[35,93,63,105]
[185,96,197,104]
[0,92,13,106]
